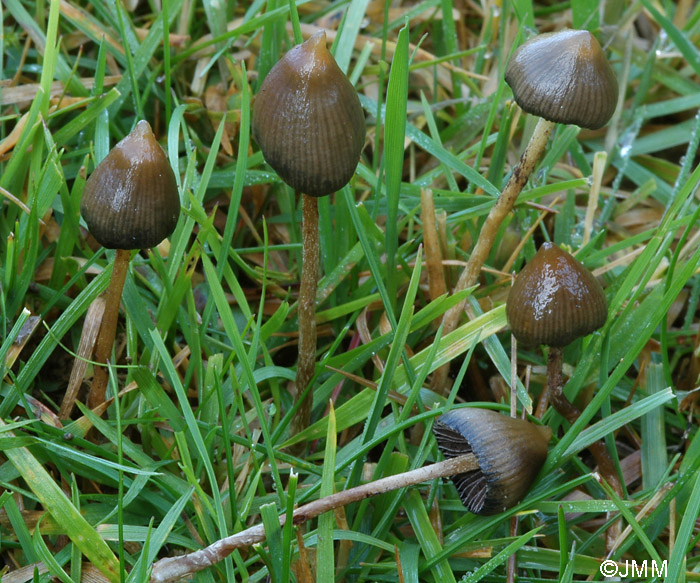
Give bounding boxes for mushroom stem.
[546,347,570,420]
[545,346,622,551]
[88,248,131,409]
[292,193,320,437]
[434,118,554,394]
[149,453,479,583]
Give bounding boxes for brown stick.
[432,118,555,395]
[292,194,320,438]
[421,188,447,301]
[546,346,622,551]
[61,295,106,418]
[149,453,479,583]
[88,248,130,408]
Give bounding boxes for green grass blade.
[332,0,371,72]
[317,402,338,581]
[666,471,700,582]
[571,0,599,29]
[383,22,409,313]
[460,526,543,583]
[0,419,120,582]
[403,489,456,583]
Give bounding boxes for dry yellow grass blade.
[60,295,106,419]
[0,76,121,106]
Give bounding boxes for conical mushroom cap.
[251,31,366,197]
[506,243,608,347]
[81,120,180,250]
[433,408,551,515]
[505,29,618,129]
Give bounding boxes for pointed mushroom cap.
[251,31,366,197]
[505,29,618,129]
[81,120,180,250]
[506,243,608,347]
[433,408,551,515]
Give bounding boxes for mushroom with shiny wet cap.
[252,31,365,439]
[506,243,620,548]
[149,406,550,582]
[81,121,180,250]
[438,29,618,393]
[506,243,608,417]
[79,120,180,410]
[506,242,608,349]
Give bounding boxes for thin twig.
[150,453,478,583]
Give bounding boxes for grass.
[2,0,700,582]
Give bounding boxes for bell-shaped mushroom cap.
[433,408,551,515]
[251,31,366,197]
[81,120,180,250]
[505,29,618,129]
[506,242,608,347]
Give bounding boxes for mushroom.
[438,29,618,393]
[252,31,365,437]
[506,242,607,351]
[251,31,365,197]
[80,120,180,409]
[506,243,621,545]
[150,407,549,581]
[505,242,607,420]
[505,29,618,130]
[433,407,551,515]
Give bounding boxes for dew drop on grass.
[612,116,643,193]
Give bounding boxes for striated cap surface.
[433,408,551,515]
[81,120,180,249]
[252,31,366,197]
[506,242,608,347]
[505,29,618,129]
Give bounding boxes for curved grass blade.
[0,419,120,583]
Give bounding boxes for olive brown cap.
[433,408,551,515]
[505,29,618,130]
[251,31,366,197]
[506,242,608,347]
[81,120,180,250]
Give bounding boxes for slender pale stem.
[433,118,555,395]
[149,453,479,583]
[88,248,130,409]
[546,346,622,551]
[292,193,320,437]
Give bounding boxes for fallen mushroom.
[149,408,550,582]
[433,407,551,515]
[252,31,365,438]
[81,120,180,409]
